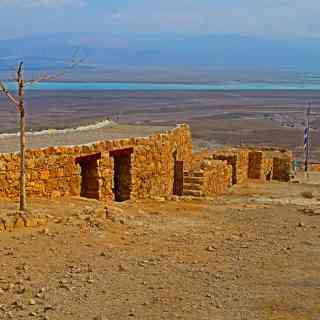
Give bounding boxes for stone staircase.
[183,170,205,197]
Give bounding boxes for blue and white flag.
[304,127,309,153]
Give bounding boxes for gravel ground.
[0,124,172,154]
[0,180,320,319]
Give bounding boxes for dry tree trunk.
[17,63,26,211]
[19,97,26,211]
[0,54,83,211]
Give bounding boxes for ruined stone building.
[0,124,292,202]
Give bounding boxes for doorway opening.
[266,171,272,181]
[75,153,101,200]
[173,151,184,196]
[110,148,133,202]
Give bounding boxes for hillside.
[1,33,320,82]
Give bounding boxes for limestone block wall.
[131,125,193,199]
[263,159,274,180]
[183,155,232,197]
[207,149,249,185]
[200,160,232,196]
[310,163,320,172]
[248,151,263,179]
[248,151,273,181]
[247,148,292,182]
[273,156,292,182]
[0,124,193,201]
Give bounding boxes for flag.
[304,105,311,172]
[304,126,309,154]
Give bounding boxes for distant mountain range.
[1,33,320,81]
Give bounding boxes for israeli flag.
[304,127,309,153]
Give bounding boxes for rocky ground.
[0,178,320,320]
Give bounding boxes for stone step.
[183,177,205,184]
[184,171,204,178]
[183,183,202,191]
[183,190,204,197]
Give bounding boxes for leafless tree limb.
[0,81,19,108]
[25,51,87,85]
[1,54,83,211]
[17,61,23,79]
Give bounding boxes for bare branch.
[0,81,19,108]
[25,51,87,85]
[17,61,23,78]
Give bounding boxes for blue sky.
[0,0,319,40]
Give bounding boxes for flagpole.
[305,103,311,172]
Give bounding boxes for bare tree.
[0,54,84,211]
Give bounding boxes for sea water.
[4,81,320,91]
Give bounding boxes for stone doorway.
[75,153,101,200]
[110,148,133,202]
[173,151,184,196]
[266,171,272,181]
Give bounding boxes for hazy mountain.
[1,33,320,81]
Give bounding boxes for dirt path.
[0,181,320,319]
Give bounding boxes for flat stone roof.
[0,124,173,154]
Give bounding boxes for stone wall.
[248,151,273,181]
[248,147,293,182]
[248,148,292,182]
[273,156,292,182]
[206,149,249,185]
[0,125,295,202]
[263,159,274,181]
[248,151,264,179]
[310,163,320,172]
[183,159,232,197]
[0,124,193,201]
[201,159,233,196]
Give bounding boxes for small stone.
[5,283,15,291]
[41,228,50,235]
[12,300,24,310]
[53,217,63,224]
[16,286,26,294]
[298,221,305,227]
[128,309,135,317]
[118,264,127,272]
[206,246,216,252]
[29,298,36,305]
[93,315,109,320]
[44,304,54,311]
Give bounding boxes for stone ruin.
[309,163,320,172]
[0,124,293,202]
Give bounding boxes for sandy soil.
[1,179,320,320]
